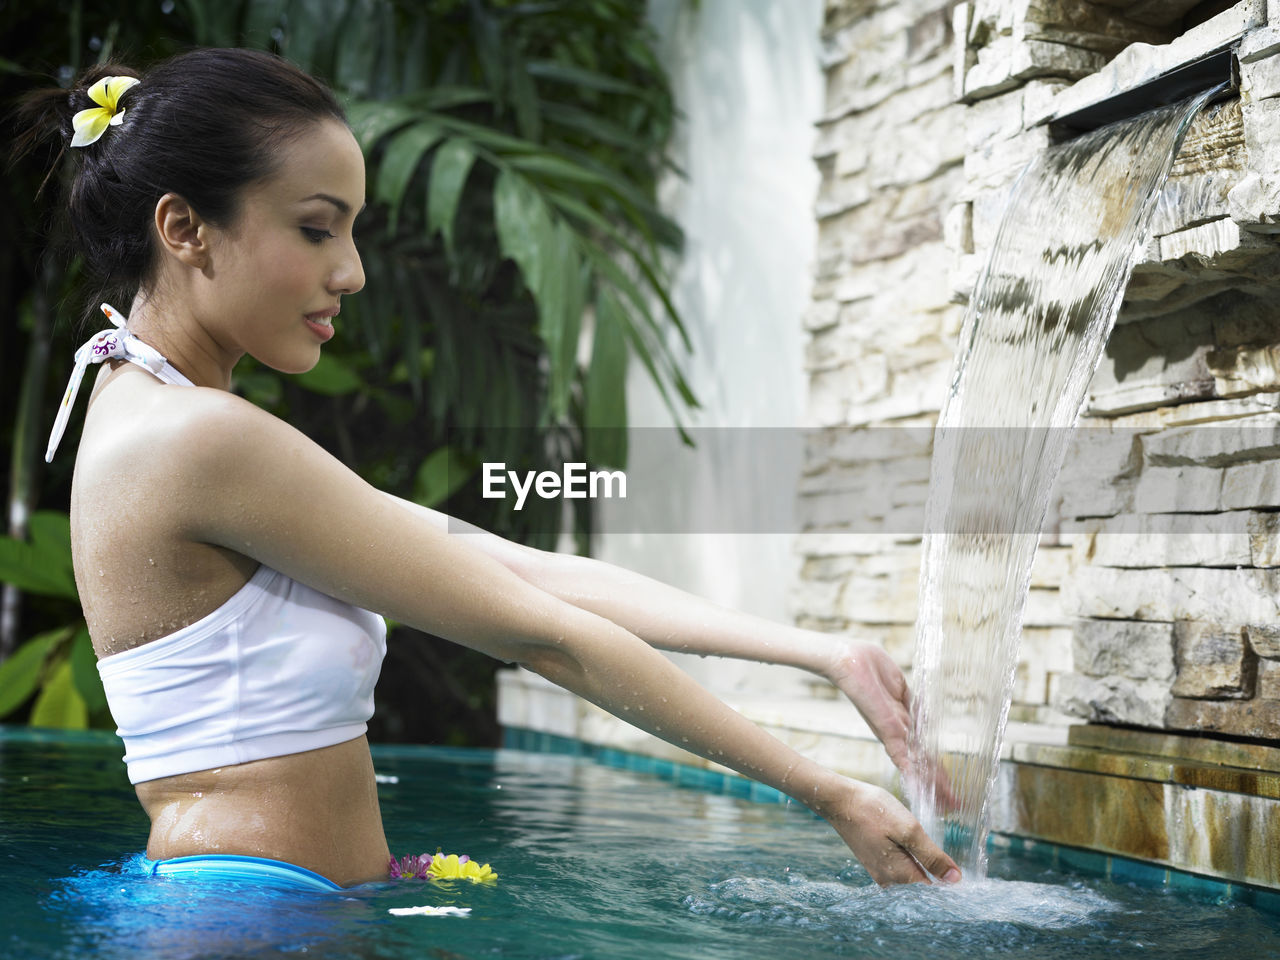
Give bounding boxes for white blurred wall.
[592,0,824,693]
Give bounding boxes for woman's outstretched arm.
[167,392,959,886]
[378,493,917,781]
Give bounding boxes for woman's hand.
[826,640,959,812]
[827,641,913,772]
[813,776,962,887]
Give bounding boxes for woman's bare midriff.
[135,735,392,888]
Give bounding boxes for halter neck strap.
[44,303,194,463]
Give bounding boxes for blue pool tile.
[650,758,675,779]
[992,833,1057,869]
[504,728,586,757]
[988,833,1021,854]
[1257,888,1280,916]
[1231,882,1280,917]
[1109,855,1170,889]
[597,748,630,771]
[1055,843,1109,879]
[675,764,711,790]
[1167,866,1233,903]
[748,781,786,805]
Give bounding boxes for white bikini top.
[96,562,387,784]
[52,304,387,784]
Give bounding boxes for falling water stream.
[906,87,1226,877]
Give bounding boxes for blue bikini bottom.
[141,854,344,892]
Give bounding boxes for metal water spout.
[1050,46,1240,137]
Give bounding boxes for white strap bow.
[45,303,169,463]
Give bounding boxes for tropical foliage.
[0,0,694,742]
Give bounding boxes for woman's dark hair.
[12,48,347,318]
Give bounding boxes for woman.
[21,47,960,891]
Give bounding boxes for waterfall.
[906,86,1226,878]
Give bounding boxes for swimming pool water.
[3,727,1278,959]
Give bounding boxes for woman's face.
[204,118,366,374]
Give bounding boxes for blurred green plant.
[1,0,694,738]
[0,512,107,729]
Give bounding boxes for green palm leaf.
[375,120,446,233]
[428,138,479,256]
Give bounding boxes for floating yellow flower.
[428,853,497,883]
[71,76,140,148]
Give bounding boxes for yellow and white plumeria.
[70,76,139,148]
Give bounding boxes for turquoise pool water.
[3,726,1279,959]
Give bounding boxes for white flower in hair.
[70,76,140,147]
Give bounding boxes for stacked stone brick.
[799,0,967,691]
[799,0,1280,738]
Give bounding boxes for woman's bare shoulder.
[78,368,293,480]
[71,372,284,649]
[73,368,316,551]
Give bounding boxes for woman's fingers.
[831,643,912,759]
[824,781,963,887]
[868,850,931,886]
[897,820,961,885]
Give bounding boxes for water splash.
[906,87,1226,876]
[683,868,1122,958]
[686,872,1116,929]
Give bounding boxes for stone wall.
[800,0,1280,739]
[801,0,964,663]
[801,0,1076,723]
